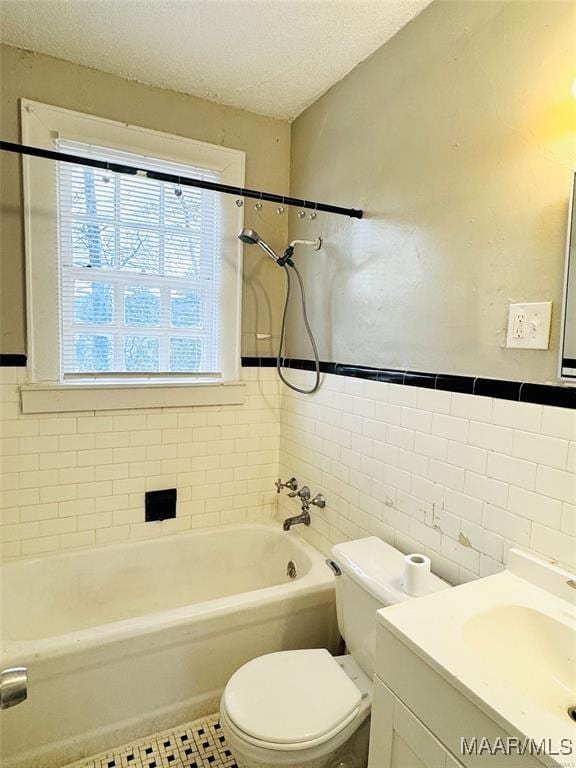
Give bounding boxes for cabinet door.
[368,677,462,768]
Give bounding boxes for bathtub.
[0,522,336,768]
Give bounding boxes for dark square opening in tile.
[145,488,176,522]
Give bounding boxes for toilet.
[220,537,449,768]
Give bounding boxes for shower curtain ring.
[310,202,317,220]
[277,196,285,215]
[254,191,263,212]
[297,200,306,219]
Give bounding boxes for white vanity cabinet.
[368,614,545,768]
[369,676,464,768]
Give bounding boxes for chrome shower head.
[238,228,260,245]
[238,228,280,263]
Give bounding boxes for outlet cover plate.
[506,302,552,350]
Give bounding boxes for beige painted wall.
[0,43,290,357]
[288,0,576,383]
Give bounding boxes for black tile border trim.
[0,354,27,367]
[3,354,573,409]
[241,356,576,409]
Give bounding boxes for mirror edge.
[558,169,576,385]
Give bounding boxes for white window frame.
[21,100,245,410]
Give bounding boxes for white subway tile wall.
[0,367,279,560]
[2,366,576,582]
[278,371,576,585]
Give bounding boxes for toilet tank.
[330,537,448,677]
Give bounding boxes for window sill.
[20,381,246,414]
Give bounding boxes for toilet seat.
[222,649,362,748]
[220,700,362,753]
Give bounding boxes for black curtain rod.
[0,140,363,220]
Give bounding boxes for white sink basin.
[377,549,576,765]
[463,604,576,719]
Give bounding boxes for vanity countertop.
[377,549,576,762]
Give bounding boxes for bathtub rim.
[1,520,312,573]
[1,522,334,666]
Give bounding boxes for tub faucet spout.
[283,509,311,531]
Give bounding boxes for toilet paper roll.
[403,553,431,597]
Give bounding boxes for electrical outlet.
[512,309,527,339]
[506,302,552,349]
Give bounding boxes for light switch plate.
[506,302,552,349]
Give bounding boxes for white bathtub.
[0,522,336,768]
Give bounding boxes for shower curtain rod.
[0,140,364,219]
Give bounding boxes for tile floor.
[64,713,241,768]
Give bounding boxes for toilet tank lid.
[330,537,448,604]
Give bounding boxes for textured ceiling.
[0,0,432,120]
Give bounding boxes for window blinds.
[57,139,221,377]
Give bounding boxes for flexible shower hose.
[277,262,321,395]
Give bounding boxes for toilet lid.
[223,649,361,745]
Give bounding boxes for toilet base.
[326,716,370,768]
[223,714,370,768]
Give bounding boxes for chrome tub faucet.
[282,486,326,531]
[283,509,311,531]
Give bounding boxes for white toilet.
[220,536,448,768]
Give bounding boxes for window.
[58,140,220,377]
[22,100,244,389]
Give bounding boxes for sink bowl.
[462,605,576,717]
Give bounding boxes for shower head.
[238,228,260,245]
[238,228,280,263]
